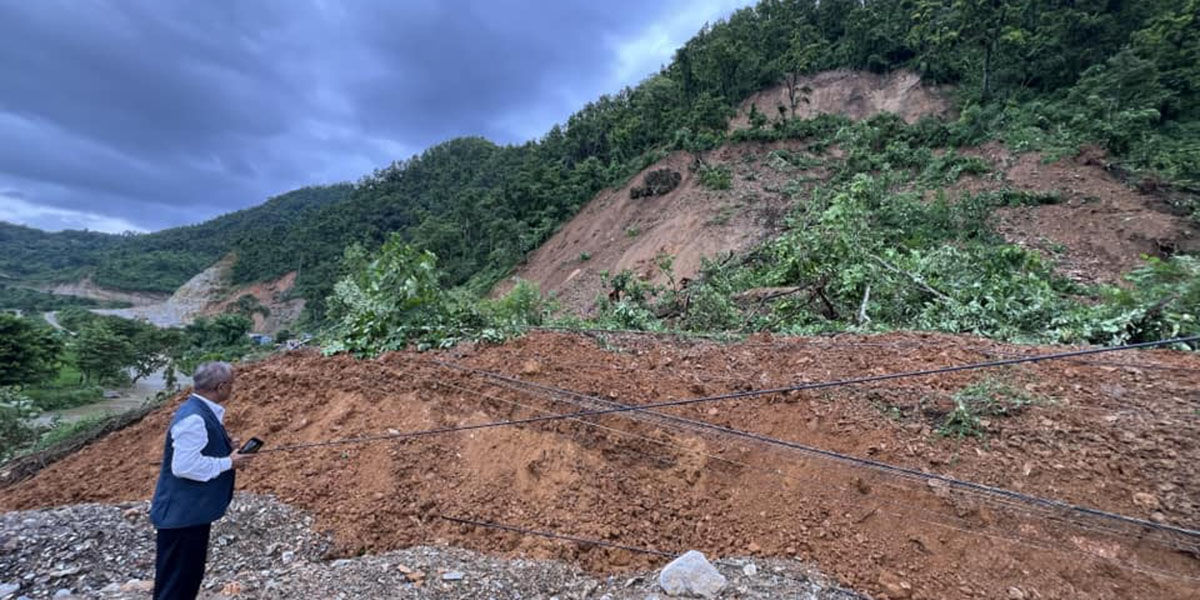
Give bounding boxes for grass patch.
[938,377,1041,438]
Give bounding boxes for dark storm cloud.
[0,0,744,232]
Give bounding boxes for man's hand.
[231,451,256,469]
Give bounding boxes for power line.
[261,335,1200,541]
[428,356,1200,545]
[440,371,1198,558]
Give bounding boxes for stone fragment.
[658,551,726,598]
[442,571,465,581]
[742,563,758,577]
[877,571,912,599]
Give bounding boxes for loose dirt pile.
[3,332,1198,599]
[962,144,1200,284]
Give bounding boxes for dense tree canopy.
[0,314,62,387]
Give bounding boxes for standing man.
[150,361,254,599]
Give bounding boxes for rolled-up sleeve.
[170,415,232,482]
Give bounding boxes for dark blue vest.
[149,395,235,529]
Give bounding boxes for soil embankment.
[3,331,1198,599]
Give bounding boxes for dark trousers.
[154,524,211,600]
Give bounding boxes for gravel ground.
[0,494,866,599]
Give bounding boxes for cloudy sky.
[0,0,747,233]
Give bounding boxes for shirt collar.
[191,392,226,423]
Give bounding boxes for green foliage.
[939,378,1039,438]
[32,413,112,453]
[697,163,733,190]
[479,280,556,328]
[325,236,479,355]
[0,314,63,387]
[1053,256,1200,345]
[75,321,135,385]
[173,314,254,373]
[0,387,41,460]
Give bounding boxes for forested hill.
[0,184,352,292]
[6,0,1197,323]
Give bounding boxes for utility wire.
[261,335,1200,541]
[442,371,1198,558]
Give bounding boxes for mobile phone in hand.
[239,437,264,454]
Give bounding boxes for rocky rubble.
[1,494,864,599]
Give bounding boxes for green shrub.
[697,163,733,190]
[0,387,41,460]
[939,378,1039,438]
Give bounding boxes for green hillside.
[5,0,1197,325]
[0,184,352,293]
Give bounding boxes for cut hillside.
[496,142,819,312]
[94,255,301,332]
[924,143,1200,284]
[2,332,1198,599]
[729,70,954,129]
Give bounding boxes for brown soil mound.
[960,144,1199,284]
[496,141,820,312]
[4,332,1198,599]
[730,69,954,129]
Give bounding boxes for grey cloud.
[0,0,742,231]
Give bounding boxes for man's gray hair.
[193,361,234,391]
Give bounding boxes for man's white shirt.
[169,394,232,482]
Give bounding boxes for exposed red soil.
[496,142,820,312]
[4,332,1198,599]
[205,270,304,333]
[961,144,1199,284]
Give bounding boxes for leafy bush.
[324,235,488,355]
[0,387,41,460]
[939,378,1039,438]
[697,163,733,190]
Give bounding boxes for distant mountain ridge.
[0,184,352,293]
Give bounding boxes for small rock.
[331,559,353,568]
[746,542,761,553]
[442,571,465,581]
[0,583,19,597]
[220,581,244,596]
[99,583,120,594]
[1007,587,1027,599]
[742,563,758,577]
[658,550,727,598]
[1133,492,1160,510]
[877,571,912,599]
[120,580,153,593]
[53,590,72,599]
[281,551,295,564]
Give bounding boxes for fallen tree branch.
[869,254,952,302]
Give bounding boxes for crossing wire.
[430,374,1200,580]
[535,325,1200,373]
[436,372,1199,560]
[260,335,1200,541]
[427,356,1200,550]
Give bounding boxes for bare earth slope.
[4,331,1198,599]
[730,69,954,128]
